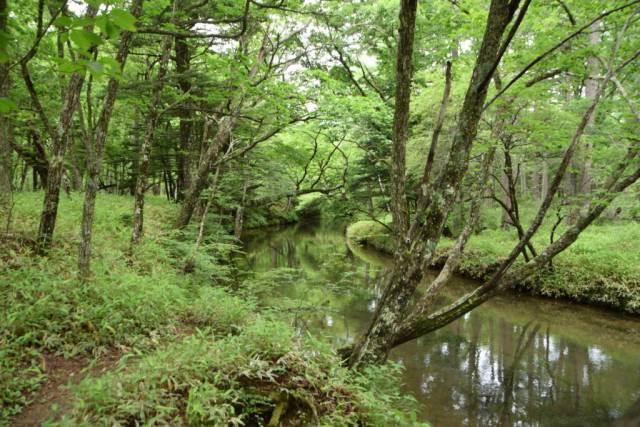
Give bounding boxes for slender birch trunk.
[131,34,173,246]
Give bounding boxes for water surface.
[242,224,640,427]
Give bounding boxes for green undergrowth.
[54,318,420,426]
[1,192,423,426]
[346,217,640,314]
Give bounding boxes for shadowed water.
[241,224,640,427]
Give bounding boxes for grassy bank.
[346,219,640,314]
[1,192,422,426]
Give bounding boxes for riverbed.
[241,223,640,427]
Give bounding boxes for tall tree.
[78,0,144,278]
[345,0,640,369]
[347,0,527,368]
[20,4,99,250]
[0,0,12,234]
[131,33,173,246]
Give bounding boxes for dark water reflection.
[241,224,640,427]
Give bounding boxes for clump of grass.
[56,317,423,426]
[346,220,394,253]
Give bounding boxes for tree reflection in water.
[242,225,640,427]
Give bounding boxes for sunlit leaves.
[69,28,102,51]
[109,9,137,31]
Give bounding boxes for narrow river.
[241,223,640,427]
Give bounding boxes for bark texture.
[131,34,172,246]
[36,6,98,250]
[0,0,12,233]
[348,0,527,368]
[389,0,417,243]
[78,0,144,278]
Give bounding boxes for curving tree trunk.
[174,30,270,229]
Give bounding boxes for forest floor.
[0,192,422,426]
[347,218,640,314]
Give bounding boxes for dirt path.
[12,351,122,426]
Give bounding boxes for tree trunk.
[38,76,87,249]
[519,157,527,195]
[389,0,417,242]
[174,30,271,228]
[580,22,600,195]
[541,151,549,200]
[499,154,512,229]
[78,0,144,278]
[131,34,172,246]
[174,116,234,228]
[234,179,249,239]
[174,35,192,202]
[37,6,98,250]
[347,0,523,368]
[0,0,12,234]
[19,161,28,191]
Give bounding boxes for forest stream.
[242,223,640,427]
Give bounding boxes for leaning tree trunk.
[174,30,271,229]
[78,0,144,278]
[348,5,640,368]
[174,116,235,228]
[347,0,524,368]
[131,34,172,246]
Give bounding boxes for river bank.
[1,193,421,426]
[244,224,640,426]
[346,220,640,314]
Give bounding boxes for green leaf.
[71,17,95,28]
[0,97,17,113]
[109,9,137,31]
[57,58,82,74]
[99,57,122,76]
[96,15,121,39]
[69,29,102,51]
[53,16,74,27]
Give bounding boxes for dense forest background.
[1,0,639,425]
